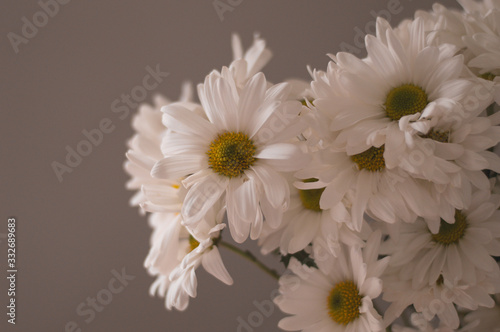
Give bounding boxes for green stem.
[219,241,280,280]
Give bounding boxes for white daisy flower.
[295,140,440,231]
[394,92,500,227]
[152,66,309,243]
[258,176,366,256]
[137,171,232,311]
[414,4,469,50]
[392,312,478,332]
[459,0,500,17]
[312,17,481,154]
[124,84,193,212]
[309,16,499,230]
[164,203,233,311]
[145,199,232,311]
[458,0,500,103]
[383,272,497,329]
[230,33,272,88]
[463,293,500,331]
[274,231,389,332]
[144,211,183,299]
[385,189,500,288]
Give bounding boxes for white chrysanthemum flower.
[145,199,232,311]
[392,312,478,332]
[144,211,182,297]
[414,4,469,49]
[275,231,389,332]
[295,139,442,230]
[385,189,500,288]
[125,32,270,212]
[301,82,436,230]
[231,33,272,88]
[309,16,498,229]
[458,0,500,103]
[164,203,232,311]
[312,17,483,155]
[463,293,500,331]
[124,85,193,212]
[459,0,500,17]
[152,67,309,243]
[383,271,497,329]
[390,83,499,229]
[258,176,366,256]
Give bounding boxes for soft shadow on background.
[1,0,460,331]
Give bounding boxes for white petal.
[255,143,310,172]
[181,174,228,226]
[151,155,206,180]
[251,165,289,209]
[162,103,217,138]
[360,277,382,299]
[201,247,233,285]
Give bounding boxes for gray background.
[1,0,460,331]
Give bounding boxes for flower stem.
[219,241,280,280]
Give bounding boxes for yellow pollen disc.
[431,210,468,245]
[188,235,200,253]
[422,129,450,143]
[300,99,312,107]
[327,280,362,325]
[207,132,256,178]
[385,84,429,121]
[480,73,496,81]
[351,146,386,172]
[172,184,180,189]
[299,179,325,212]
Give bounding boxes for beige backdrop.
[1,0,460,331]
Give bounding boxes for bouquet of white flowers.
[124,1,500,330]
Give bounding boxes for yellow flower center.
[351,146,386,172]
[327,280,362,325]
[188,235,200,253]
[422,129,450,143]
[298,179,325,212]
[207,132,256,178]
[300,99,312,107]
[480,73,496,81]
[431,210,468,245]
[385,84,429,121]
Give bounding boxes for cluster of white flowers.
[124,1,500,330]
